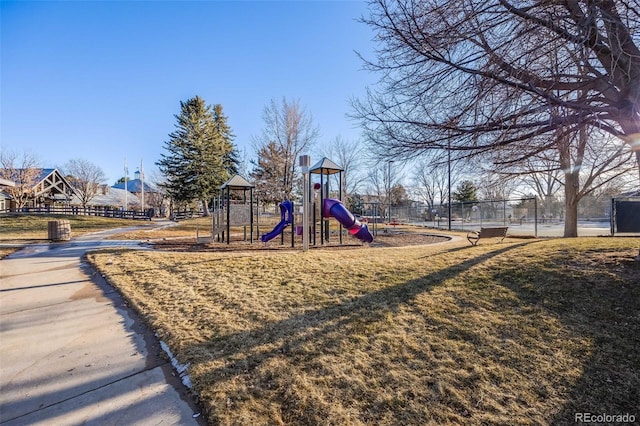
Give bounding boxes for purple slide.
[261,200,294,242]
[322,198,374,243]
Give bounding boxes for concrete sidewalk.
[0,232,203,425]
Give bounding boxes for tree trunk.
[563,172,579,238]
[201,199,210,217]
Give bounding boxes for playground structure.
[306,157,372,246]
[210,175,255,244]
[261,200,294,243]
[322,198,373,243]
[205,157,374,248]
[297,156,373,247]
[259,197,374,246]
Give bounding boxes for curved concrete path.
[0,227,203,425]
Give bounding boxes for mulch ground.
[149,231,451,252]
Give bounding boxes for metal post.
[611,198,615,236]
[140,159,145,212]
[291,201,295,248]
[534,197,538,237]
[320,173,324,245]
[226,187,230,244]
[300,155,310,252]
[387,160,394,223]
[124,158,128,211]
[447,140,452,231]
[339,170,343,245]
[503,200,507,226]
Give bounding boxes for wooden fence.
[1,206,153,220]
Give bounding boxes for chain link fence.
[382,198,539,236]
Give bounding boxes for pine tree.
[453,180,479,203]
[157,96,238,215]
[212,104,239,177]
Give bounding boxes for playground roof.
[220,174,254,190]
[310,157,343,175]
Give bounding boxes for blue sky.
[1,0,377,184]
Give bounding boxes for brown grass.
[87,237,640,425]
[0,214,151,241]
[0,247,18,259]
[104,216,214,240]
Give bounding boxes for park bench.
[467,226,508,246]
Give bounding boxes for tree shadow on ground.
[180,242,537,423]
[493,249,640,424]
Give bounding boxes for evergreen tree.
[453,180,479,203]
[212,104,240,177]
[156,96,238,215]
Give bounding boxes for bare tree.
[251,141,286,204]
[518,159,564,214]
[63,159,107,209]
[365,161,403,219]
[495,124,635,235]
[253,98,319,200]
[353,0,640,236]
[355,0,640,160]
[0,149,41,209]
[475,172,517,202]
[485,54,638,235]
[321,136,368,203]
[412,162,438,219]
[412,158,455,219]
[560,127,634,235]
[140,170,168,217]
[412,149,467,219]
[365,165,387,202]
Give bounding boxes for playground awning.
[220,174,254,190]
[310,157,343,175]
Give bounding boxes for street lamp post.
[387,160,394,223]
[448,139,452,231]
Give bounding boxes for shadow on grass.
[492,250,640,424]
[180,242,537,423]
[105,238,639,424]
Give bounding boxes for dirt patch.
[370,231,450,247]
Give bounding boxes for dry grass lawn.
[0,247,18,259]
[105,216,213,240]
[0,214,150,241]
[88,237,640,425]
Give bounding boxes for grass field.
[88,236,640,425]
[0,247,18,259]
[105,216,214,240]
[0,214,151,241]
